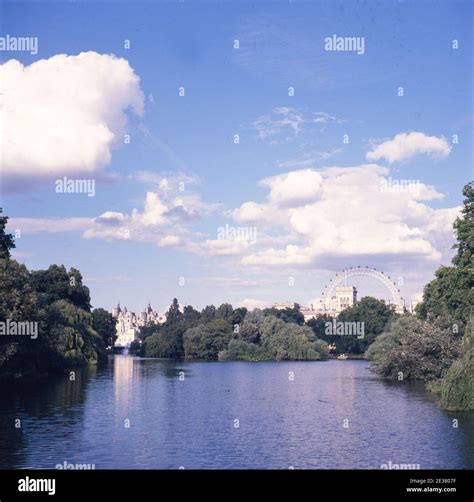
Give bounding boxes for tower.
[335,286,357,313]
[112,302,122,318]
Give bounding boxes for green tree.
[30,265,91,311]
[238,319,261,344]
[165,298,184,325]
[143,324,184,358]
[92,308,117,348]
[128,340,142,356]
[144,299,186,358]
[452,181,473,269]
[440,316,474,411]
[200,305,217,323]
[366,316,461,381]
[219,339,267,361]
[306,314,334,339]
[337,297,395,353]
[416,182,474,325]
[138,323,160,341]
[263,306,305,325]
[45,299,105,368]
[183,305,201,325]
[229,307,247,327]
[0,258,41,378]
[216,303,234,320]
[0,215,15,259]
[183,319,232,359]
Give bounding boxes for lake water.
[0,357,473,469]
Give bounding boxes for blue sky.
[1,0,472,313]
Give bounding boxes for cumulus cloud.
[262,169,324,208]
[232,164,460,268]
[9,187,221,251]
[366,131,451,163]
[0,51,144,189]
[231,169,324,224]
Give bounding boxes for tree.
[0,215,15,259]
[216,303,234,320]
[219,339,266,361]
[452,181,473,269]
[200,305,217,323]
[46,299,106,368]
[0,258,42,378]
[144,299,186,358]
[143,324,184,358]
[306,314,334,340]
[30,265,91,311]
[416,182,474,325]
[165,298,184,325]
[238,319,261,344]
[365,316,461,381]
[138,323,160,341]
[128,340,142,356]
[241,310,329,361]
[92,308,117,348]
[183,305,201,325]
[440,316,474,411]
[229,307,247,327]
[336,297,395,353]
[183,319,232,359]
[263,306,305,325]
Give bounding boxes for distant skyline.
[1,0,472,313]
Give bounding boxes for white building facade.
[112,302,167,348]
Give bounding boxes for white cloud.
[237,298,269,310]
[10,188,222,251]
[0,51,144,188]
[262,169,324,208]
[131,170,200,190]
[231,169,325,224]
[251,107,342,141]
[277,148,343,167]
[232,164,460,268]
[158,235,184,248]
[366,131,451,163]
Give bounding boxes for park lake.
[0,357,473,469]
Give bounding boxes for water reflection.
[0,359,472,469]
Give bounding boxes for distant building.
[335,286,357,313]
[300,305,318,322]
[112,302,168,348]
[272,302,318,322]
[272,302,300,310]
